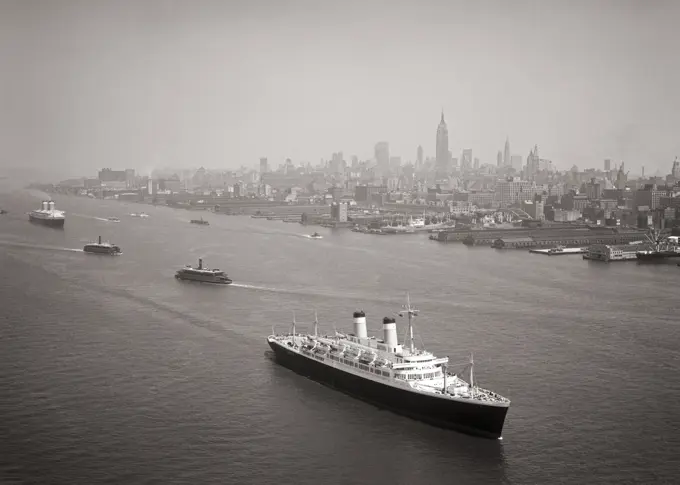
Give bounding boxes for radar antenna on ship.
[397,292,419,353]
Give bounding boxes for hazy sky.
[1,0,679,178]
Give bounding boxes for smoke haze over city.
[1,0,678,178]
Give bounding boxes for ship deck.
[268,333,509,406]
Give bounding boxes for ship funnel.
[42,201,48,210]
[198,258,203,270]
[382,316,398,351]
[98,236,101,244]
[48,201,55,210]
[353,310,367,339]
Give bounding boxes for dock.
[529,247,586,256]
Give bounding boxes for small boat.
[129,212,149,218]
[309,232,323,239]
[107,217,121,223]
[190,217,209,225]
[0,209,7,215]
[83,236,122,255]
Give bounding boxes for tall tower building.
[604,159,611,171]
[503,137,511,167]
[497,151,503,167]
[435,111,449,179]
[259,157,268,173]
[416,145,424,168]
[671,156,680,178]
[374,142,390,178]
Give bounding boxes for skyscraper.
[259,157,268,173]
[374,142,390,177]
[497,151,503,167]
[416,145,423,168]
[503,137,511,167]
[435,111,449,179]
[604,159,611,171]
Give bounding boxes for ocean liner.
[175,258,232,284]
[29,200,65,227]
[267,296,510,439]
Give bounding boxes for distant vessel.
[636,231,680,261]
[29,201,65,227]
[267,295,510,439]
[309,232,323,239]
[83,236,122,255]
[547,245,565,254]
[107,217,121,223]
[175,258,232,284]
[129,212,149,218]
[190,217,209,225]
[0,209,7,215]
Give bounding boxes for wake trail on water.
[0,241,83,252]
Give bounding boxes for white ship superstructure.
[29,200,66,226]
[267,295,510,438]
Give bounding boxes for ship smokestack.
[382,316,398,351]
[98,236,101,244]
[42,201,48,210]
[353,310,367,339]
[48,201,55,211]
[198,258,203,270]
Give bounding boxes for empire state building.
[435,111,449,179]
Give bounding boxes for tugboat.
[83,236,122,255]
[29,200,65,227]
[309,232,323,239]
[175,258,232,284]
[107,217,121,223]
[190,217,209,225]
[266,295,511,439]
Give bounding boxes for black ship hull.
[636,252,680,261]
[29,215,65,227]
[268,340,508,439]
[83,246,121,255]
[174,274,232,284]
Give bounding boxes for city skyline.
[1,0,679,178]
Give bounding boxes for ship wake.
[0,241,83,253]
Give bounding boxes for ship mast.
[292,311,296,341]
[313,310,318,337]
[398,292,419,354]
[469,352,475,389]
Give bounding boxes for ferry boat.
[29,201,65,227]
[309,232,323,239]
[83,236,122,255]
[175,258,232,284]
[267,295,510,439]
[190,217,209,225]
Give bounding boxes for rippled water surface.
[1,187,679,484]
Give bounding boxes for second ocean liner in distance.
[29,200,65,227]
[267,296,510,439]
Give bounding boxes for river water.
[1,186,678,484]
